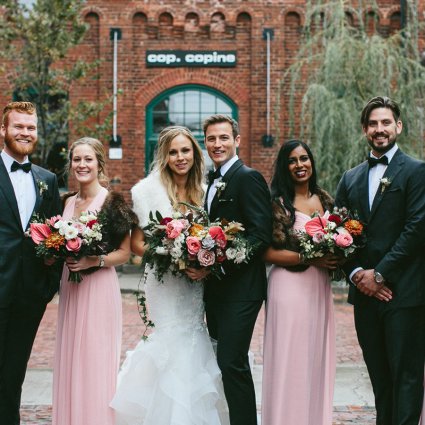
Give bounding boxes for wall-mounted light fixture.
[262,28,274,148]
[110,28,122,159]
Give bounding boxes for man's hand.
[355,269,392,302]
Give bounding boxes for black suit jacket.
[335,149,425,308]
[0,156,62,306]
[205,159,272,302]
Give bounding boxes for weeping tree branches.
[0,0,112,171]
[281,0,425,193]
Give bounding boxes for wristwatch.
[99,255,105,268]
[374,271,384,284]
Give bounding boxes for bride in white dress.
[110,126,229,425]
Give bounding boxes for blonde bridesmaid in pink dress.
[52,137,136,425]
[261,140,339,425]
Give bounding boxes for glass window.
[148,86,236,172]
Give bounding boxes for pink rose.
[197,249,216,267]
[166,219,186,239]
[30,223,52,245]
[66,237,83,252]
[208,226,227,249]
[186,236,201,255]
[333,233,353,248]
[305,216,328,237]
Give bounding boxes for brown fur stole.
[271,188,334,272]
[62,190,138,252]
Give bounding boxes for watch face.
[375,272,383,283]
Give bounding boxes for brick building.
[1,0,422,193]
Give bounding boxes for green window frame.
[145,85,237,172]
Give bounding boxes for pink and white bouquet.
[29,211,107,283]
[296,207,366,261]
[143,205,254,281]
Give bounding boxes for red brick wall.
[1,0,419,195]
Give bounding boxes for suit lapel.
[0,156,21,225]
[356,162,371,221]
[30,165,43,218]
[369,150,404,220]
[210,159,243,218]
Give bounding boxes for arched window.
[146,85,237,172]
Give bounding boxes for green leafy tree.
[0,0,112,180]
[282,0,425,193]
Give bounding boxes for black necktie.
[368,156,388,168]
[11,161,32,173]
[207,168,221,185]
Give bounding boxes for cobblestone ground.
[22,290,376,424]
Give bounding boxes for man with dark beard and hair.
[0,101,61,424]
[335,96,425,425]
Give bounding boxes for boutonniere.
[379,177,391,194]
[37,180,48,197]
[215,179,227,198]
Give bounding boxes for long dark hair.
[270,139,319,225]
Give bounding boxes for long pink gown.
[261,211,336,425]
[52,188,122,425]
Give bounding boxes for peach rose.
[66,237,83,252]
[197,249,216,267]
[186,236,202,255]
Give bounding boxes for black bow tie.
[208,168,221,185]
[368,156,388,168]
[11,161,32,173]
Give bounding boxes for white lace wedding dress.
[110,172,229,425]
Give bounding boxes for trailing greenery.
[281,0,425,194]
[0,0,112,173]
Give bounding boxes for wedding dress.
[110,171,229,425]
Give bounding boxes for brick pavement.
[22,290,376,424]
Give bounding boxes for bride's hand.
[185,267,210,281]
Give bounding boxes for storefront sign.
[146,50,237,67]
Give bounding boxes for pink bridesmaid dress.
[52,188,122,425]
[261,211,336,425]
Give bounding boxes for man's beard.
[4,130,37,157]
[367,134,396,154]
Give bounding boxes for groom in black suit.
[202,115,271,425]
[335,96,425,425]
[0,101,61,424]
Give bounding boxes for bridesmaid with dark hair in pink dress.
[261,140,339,425]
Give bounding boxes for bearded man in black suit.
[187,115,272,425]
[335,96,425,425]
[0,101,61,424]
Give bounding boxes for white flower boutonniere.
[37,180,48,197]
[215,179,227,198]
[380,177,391,194]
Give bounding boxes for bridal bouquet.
[296,207,366,262]
[143,204,254,281]
[29,211,107,283]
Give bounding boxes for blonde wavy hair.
[152,126,205,208]
[67,137,109,186]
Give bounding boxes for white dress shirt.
[1,150,36,230]
[207,155,239,212]
[368,143,398,209]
